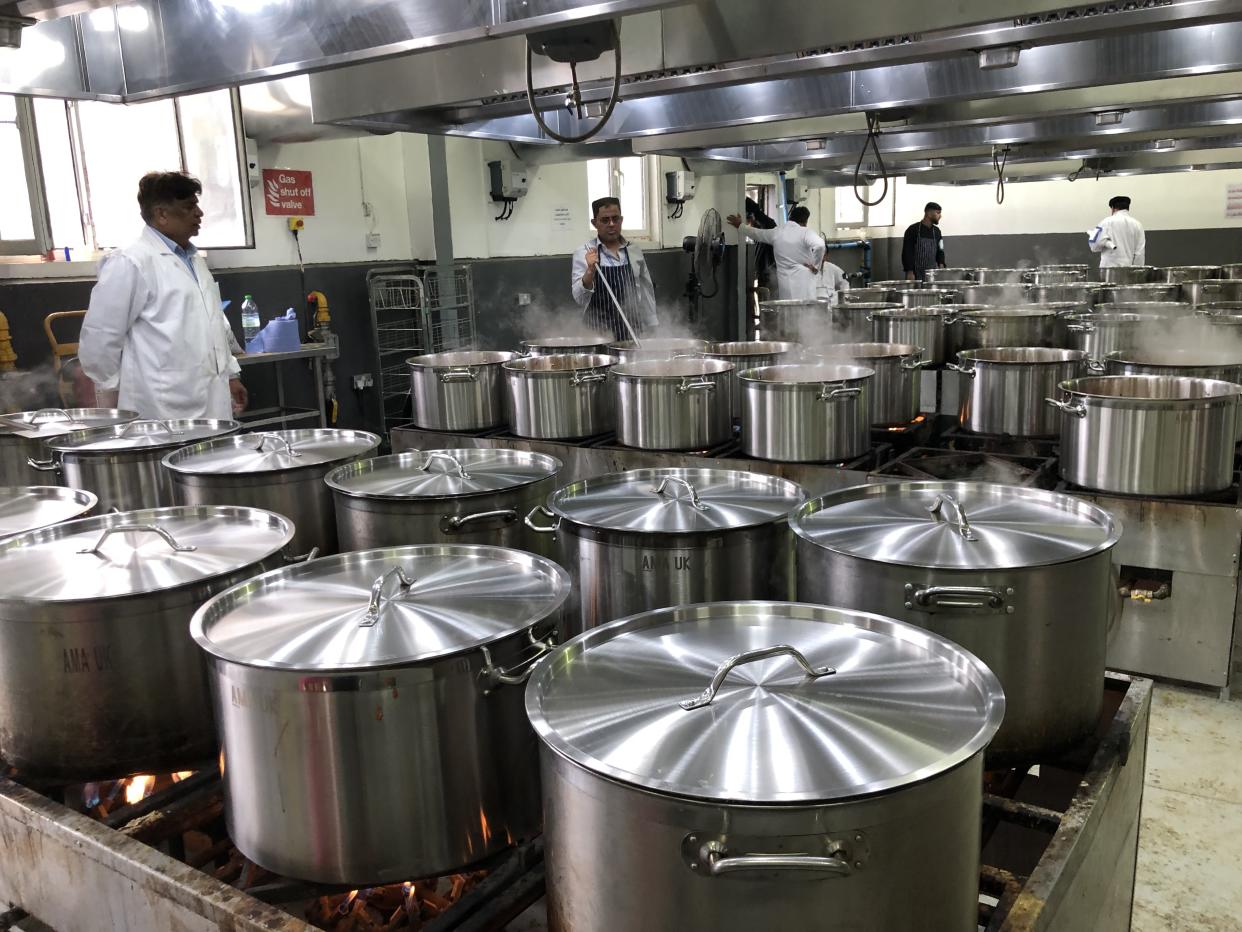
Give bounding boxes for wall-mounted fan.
[682,207,726,318]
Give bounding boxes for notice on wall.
[1227,183,1242,219]
[552,206,573,231]
[262,169,315,216]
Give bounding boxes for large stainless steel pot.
[808,343,926,425]
[944,306,1060,357]
[1103,350,1242,440]
[523,468,805,635]
[869,307,953,365]
[1199,303,1242,329]
[697,341,801,422]
[1158,265,1223,283]
[33,419,238,512]
[526,601,1005,932]
[520,335,611,356]
[0,407,137,486]
[1061,312,1164,362]
[952,348,1089,437]
[192,545,570,885]
[1047,376,1242,495]
[841,287,898,303]
[327,448,560,553]
[1040,263,1089,274]
[1179,279,1242,306]
[607,337,705,363]
[1100,266,1155,284]
[792,481,1117,763]
[758,298,829,343]
[896,287,958,307]
[0,486,96,539]
[1099,300,1194,318]
[1095,284,1181,304]
[407,350,518,431]
[0,505,294,781]
[164,429,382,556]
[1220,263,1242,280]
[1026,283,1097,310]
[925,267,977,282]
[973,268,1030,284]
[957,283,1032,305]
[611,358,733,450]
[740,363,874,462]
[502,354,615,439]
[1023,269,1086,285]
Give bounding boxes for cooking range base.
[0,675,1149,932]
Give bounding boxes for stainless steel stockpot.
[973,268,1032,284]
[1098,300,1194,318]
[520,335,612,356]
[1061,312,1164,362]
[524,467,805,636]
[1158,265,1224,283]
[611,358,733,450]
[841,287,899,303]
[697,340,801,422]
[869,307,954,365]
[0,486,96,539]
[1026,282,1097,311]
[740,363,874,462]
[1179,279,1242,306]
[327,448,561,553]
[1094,284,1182,304]
[808,342,926,425]
[526,600,1005,932]
[1100,266,1155,285]
[791,481,1120,763]
[502,353,615,439]
[607,337,705,363]
[956,283,1033,306]
[896,287,959,308]
[925,267,977,282]
[1104,350,1242,440]
[407,350,519,431]
[944,306,1061,357]
[34,419,239,512]
[1047,375,1242,496]
[0,506,294,781]
[952,348,1089,437]
[760,298,900,345]
[192,545,571,885]
[1023,269,1086,285]
[163,429,382,556]
[0,407,137,486]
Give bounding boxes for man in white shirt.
[80,171,246,419]
[817,254,851,304]
[570,197,659,340]
[1088,196,1146,268]
[727,206,825,301]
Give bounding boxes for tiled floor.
[1132,684,1242,932]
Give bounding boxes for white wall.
[209,134,415,270]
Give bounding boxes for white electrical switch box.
[665,170,697,203]
[489,160,530,201]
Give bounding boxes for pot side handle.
[692,841,853,878]
[524,505,562,535]
[1044,397,1087,417]
[441,509,518,532]
[479,628,557,693]
[680,645,836,711]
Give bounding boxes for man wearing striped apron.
[571,197,659,340]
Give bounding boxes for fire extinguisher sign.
[262,169,315,216]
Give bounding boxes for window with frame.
[586,155,655,240]
[2,87,252,257]
[834,182,895,229]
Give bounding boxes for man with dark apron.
[901,202,946,282]
[571,197,659,339]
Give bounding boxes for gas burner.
[939,424,1059,459]
[871,447,1059,489]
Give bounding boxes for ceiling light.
[977,46,1021,70]
[1094,110,1128,127]
[927,158,946,168]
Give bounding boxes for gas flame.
[124,774,156,805]
[171,771,192,783]
[479,808,492,846]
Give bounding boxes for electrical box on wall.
[245,137,261,188]
[665,170,696,203]
[784,177,810,205]
[489,160,529,201]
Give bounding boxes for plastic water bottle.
[241,295,261,342]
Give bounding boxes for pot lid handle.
[417,451,472,479]
[361,565,415,627]
[77,523,198,556]
[251,432,301,457]
[28,408,79,425]
[679,645,836,711]
[650,476,708,511]
[120,418,183,437]
[927,493,978,541]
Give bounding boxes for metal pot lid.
[526,601,1005,804]
[0,407,138,440]
[546,467,805,534]
[407,350,518,368]
[699,340,800,356]
[611,358,732,378]
[0,506,294,602]
[47,419,239,453]
[1105,348,1242,368]
[327,448,561,500]
[191,545,571,670]
[608,337,706,352]
[522,335,610,348]
[163,429,382,475]
[790,481,1120,570]
[0,486,97,538]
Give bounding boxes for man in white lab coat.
[80,171,247,419]
[816,253,851,305]
[1088,196,1146,268]
[727,206,825,300]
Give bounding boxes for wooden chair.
[43,310,87,406]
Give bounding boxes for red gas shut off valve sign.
[262,169,315,216]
